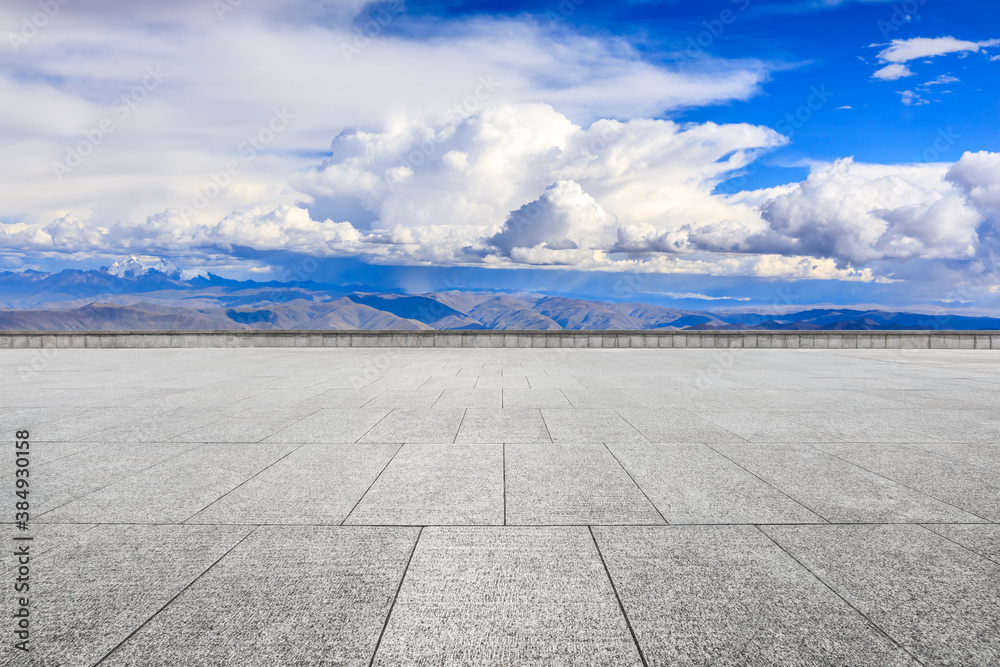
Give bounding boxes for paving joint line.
[701,442,830,523]
[805,442,993,523]
[367,527,423,665]
[558,388,575,408]
[357,388,391,409]
[884,441,1000,477]
[182,443,309,523]
[916,523,1000,566]
[603,443,668,525]
[502,443,507,526]
[538,409,554,443]
[34,441,208,519]
[755,525,927,666]
[452,408,468,444]
[355,407,396,442]
[251,411,322,442]
[341,443,406,526]
[18,520,990,527]
[92,525,261,666]
[608,408,652,443]
[588,526,649,667]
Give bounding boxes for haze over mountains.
[0,257,997,331]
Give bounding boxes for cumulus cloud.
[873,64,914,80]
[898,90,929,106]
[7,98,1000,287]
[756,158,983,266]
[292,104,785,238]
[2,0,998,292]
[946,151,1000,214]
[486,181,618,265]
[0,3,770,232]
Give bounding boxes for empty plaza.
[2,346,999,666]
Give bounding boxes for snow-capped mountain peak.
[101,256,207,281]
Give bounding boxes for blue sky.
[1,0,999,312]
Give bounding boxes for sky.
[1,0,999,312]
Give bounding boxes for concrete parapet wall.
[0,330,998,349]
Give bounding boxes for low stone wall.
[0,330,997,349]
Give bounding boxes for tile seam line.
[903,442,1000,477]
[341,443,406,526]
[701,442,830,524]
[805,443,994,523]
[558,387,575,408]
[587,526,649,667]
[754,525,927,666]
[603,443,668,525]
[685,409,752,444]
[608,408,656,445]
[255,409,324,441]
[34,441,208,520]
[182,443,308,523]
[91,524,260,666]
[368,526,423,667]
[5,523,103,569]
[358,387,391,409]
[502,443,507,526]
[538,409,554,443]
[354,406,396,442]
[917,523,1000,566]
[21,520,985,528]
[453,408,468,444]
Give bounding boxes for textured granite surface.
[2,347,998,665]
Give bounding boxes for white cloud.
[872,37,997,88]
[7,103,1000,286]
[487,181,618,265]
[873,63,914,80]
[2,4,998,290]
[755,157,984,266]
[0,4,770,232]
[877,36,999,63]
[946,151,1000,214]
[893,74,960,107]
[898,90,929,106]
[656,292,751,301]
[924,75,960,86]
[291,103,786,242]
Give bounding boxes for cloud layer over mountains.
[1,1,998,301]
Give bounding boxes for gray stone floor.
[1,347,999,666]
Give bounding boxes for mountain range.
[0,257,997,331]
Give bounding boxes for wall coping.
[0,330,997,336]
[0,330,997,349]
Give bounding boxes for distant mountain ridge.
[0,258,997,331]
